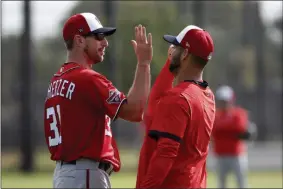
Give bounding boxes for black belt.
[61,160,113,176]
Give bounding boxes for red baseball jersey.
[137,81,215,188]
[44,62,126,172]
[212,107,248,156]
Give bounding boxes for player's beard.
[169,51,182,74]
[83,44,101,65]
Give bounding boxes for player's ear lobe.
[182,49,189,60]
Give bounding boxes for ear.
[181,48,189,60]
[74,35,85,47]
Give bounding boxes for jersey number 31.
[46,105,62,147]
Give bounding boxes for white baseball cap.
[163,25,214,61]
[62,12,116,41]
[215,85,234,102]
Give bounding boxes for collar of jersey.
[54,62,82,77]
[183,80,208,88]
[63,62,83,68]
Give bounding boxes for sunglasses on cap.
[83,32,106,41]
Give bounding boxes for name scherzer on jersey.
[44,62,126,172]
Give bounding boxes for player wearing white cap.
[44,12,153,188]
[136,25,215,188]
[212,85,257,188]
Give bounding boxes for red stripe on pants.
[86,169,90,189]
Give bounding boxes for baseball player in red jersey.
[44,13,152,188]
[212,85,257,188]
[136,25,215,188]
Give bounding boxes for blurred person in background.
[212,85,257,188]
[136,25,215,188]
[44,12,152,188]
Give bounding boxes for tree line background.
[2,1,282,172]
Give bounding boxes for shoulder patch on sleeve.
[106,89,122,104]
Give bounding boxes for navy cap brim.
[92,27,116,36]
[163,35,181,46]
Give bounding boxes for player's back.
[44,62,109,162]
[180,81,215,161]
[164,81,215,188]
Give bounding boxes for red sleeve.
[148,93,190,142]
[146,58,174,115]
[139,138,180,188]
[88,73,127,120]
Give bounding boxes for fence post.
[20,0,35,172]
[253,2,267,141]
[104,1,119,135]
[192,1,207,79]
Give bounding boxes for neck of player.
[66,51,93,69]
[175,66,203,86]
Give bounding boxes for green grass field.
[2,170,282,188]
[2,149,282,188]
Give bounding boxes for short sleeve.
[148,94,190,142]
[89,73,127,120]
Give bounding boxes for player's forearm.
[238,131,252,140]
[140,138,179,188]
[214,132,240,140]
[127,64,151,120]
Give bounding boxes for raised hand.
[131,25,153,66]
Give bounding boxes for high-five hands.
[131,25,153,66]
